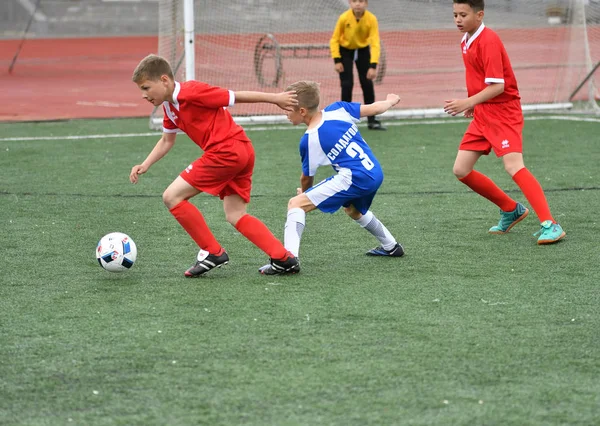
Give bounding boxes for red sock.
[235,214,288,260]
[459,170,517,212]
[512,168,554,223]
[169,201,221,254]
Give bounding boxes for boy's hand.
[334,63,344,73]
[129,164,148,184]
[386,93,401,107]
[366,68,377,80]
[296,187,302,195]
[444,98,473,116]
[275,91,298,111]
[463,107,474,118]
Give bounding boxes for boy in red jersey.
[330,0,385,130]
[444,0,565,245]
[130,54,300,276]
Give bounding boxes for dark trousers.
[338,45,376,123]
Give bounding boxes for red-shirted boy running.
[444,0,565,245]
[130,54,300,276]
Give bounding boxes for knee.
[288,195,311,212]
[453,165,471,179]
[162,190,180,210]
[340,79,353,90]
[287,197,299,210]
[344,205,361,220]
[504,163,523,177]
[225,210,244,226]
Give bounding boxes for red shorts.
[460,99,523,157]
[180,139,255,203]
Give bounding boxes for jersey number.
[346,142,374,170]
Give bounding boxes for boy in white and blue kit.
[259,80,404,275]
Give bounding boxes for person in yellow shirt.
[330,0,385,130]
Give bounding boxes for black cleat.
[185,249,229,277]
[366,243,405,257]
[367,120,387,131]
[258,253,300,275]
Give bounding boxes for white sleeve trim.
[162,127,179,133]
[228,90,235,107]
[485,78,505,84]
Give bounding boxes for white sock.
[355,211,397,251]
[284,207,306,257]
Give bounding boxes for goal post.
[151,0,600,129]
[183,0,195,81]
[150,0,196,129]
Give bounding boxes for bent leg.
[164,176,222,254]
[283,194,316,257]
[163,175,201,209]
[258,194,313,275]
[506,156,565,243]
[504,153,554,223]
[345,206,402,255]
[453,149,483,179]
[455,150,518,212]
[224,194,289,260]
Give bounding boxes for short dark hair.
[453,0,484,11]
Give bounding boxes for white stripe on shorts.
[305,168,353,207]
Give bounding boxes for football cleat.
[258,253,300,275]
[489,202,529,234]
[366,242,405,257]
[184,249,229,277]
[534,220,566,245]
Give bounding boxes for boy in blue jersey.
[259,80,403,275]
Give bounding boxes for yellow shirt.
[330,9,381,64]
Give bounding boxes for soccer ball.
[96,232,137,272]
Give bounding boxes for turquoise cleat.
[534,220,566,245]
[488,202,529,234]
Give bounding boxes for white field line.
[76,101,140,108]
[1,115,599,142]
[0,132,159,142]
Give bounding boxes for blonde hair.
[132,54,174,83]
[285,80,320,112]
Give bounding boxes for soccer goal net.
[151,0,600,128]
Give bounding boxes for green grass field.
[1,116,599,425]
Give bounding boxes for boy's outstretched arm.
[360,94,401,118]
[234,91,298,111]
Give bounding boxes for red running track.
[1,28,598,122]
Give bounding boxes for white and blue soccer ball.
[96,232,137,272]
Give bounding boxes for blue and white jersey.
[299,101,382,185]
[300,102,384,214]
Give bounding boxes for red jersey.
[460,24,520,103]
[162,81,251,151]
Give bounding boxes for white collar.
[170,81,181,110]
[461,23,486,50]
